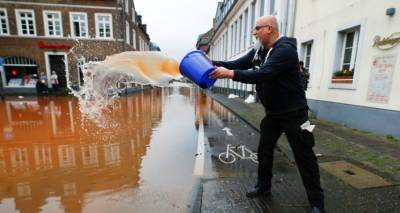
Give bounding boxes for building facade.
[0,0,151,94]
[207,0,296,97]
[294,0,400,138]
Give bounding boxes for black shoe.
[245,186,271,198]
[310,207,325,213]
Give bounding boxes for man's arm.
[233,46,297,84]
[212,49,256,70]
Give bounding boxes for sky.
[134,0,219,61]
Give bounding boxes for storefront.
[0,56,38,88]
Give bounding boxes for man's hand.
[209,67,234,79]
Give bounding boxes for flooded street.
[0,87,232,213]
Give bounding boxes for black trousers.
[257,108,324,209]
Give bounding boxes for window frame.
[339,29,359,72]
[15,9,37,36]
[69,12,88,38]
[302,41,313,69]
[95,13,113,39]
[0,8,10,35]
[43,10,63,37]
[329,23,363,90]
[125,21,130,45]
[125,0,129,13]
[132,28,136,49]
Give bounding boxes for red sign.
[38,41,72,49]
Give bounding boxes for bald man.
[210,16,325,213]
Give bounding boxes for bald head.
[254,15,280,48]
[257,15,279,32]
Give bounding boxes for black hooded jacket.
[212,37,307,115]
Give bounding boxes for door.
[49,55,66,88]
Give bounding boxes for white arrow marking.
[222,127,233,136]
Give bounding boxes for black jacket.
[213,37,307,115]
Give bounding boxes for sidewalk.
[195,90,400,213]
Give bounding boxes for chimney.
[137,15,142,24]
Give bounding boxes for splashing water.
[69,51,181,126]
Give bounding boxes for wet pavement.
[1,88,400,213]
[201,90,400,213]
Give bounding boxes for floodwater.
[0,87,225,213]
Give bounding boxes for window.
[132,8,136,23]
[125,21,130,44]
[230,24,234,56]
[125,0,129,13]
[270,0,279,15]
[234,20,238,54]
[140,37,143,51]
[43,11,62,37]
[340,31,358,71]
[224,31,228,60]
[302,41,313,69]
[238,15,242,52]
[16,9,36,36]
[132,29,136,49]
[259,0,265,16]
[244,9,248,49]
[0,8,9,35]
[250,1,256,45]
[70,12,87,38]
[95,13,112,39]
[332,27,360,85]
[2,56,38,87]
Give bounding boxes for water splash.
[68,51,181,126]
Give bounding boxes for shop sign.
[366,55,397,104]
[38,41,72,49]
[373,32,400,50]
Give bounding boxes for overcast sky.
[134,0,219,61]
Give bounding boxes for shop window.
[2,56,38,87]
[43,11,62,37]
[70,12,87,38]
[95,13,113,39]
[16,9,36,36]
[0,8,9,35]
[332,27,360,84]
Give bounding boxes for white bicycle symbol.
[218,144,258,164]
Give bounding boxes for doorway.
[45,52,68,89]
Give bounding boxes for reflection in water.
[0,87,237,213]
[0,88,186,213]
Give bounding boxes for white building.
[209,0,295,97]
[295,0,400,138]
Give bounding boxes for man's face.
[253,20,272,46]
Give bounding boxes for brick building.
[0,0,151,94]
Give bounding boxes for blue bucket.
[179,50,216,89]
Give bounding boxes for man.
[299,61,310,90]
[210,16,325,213]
